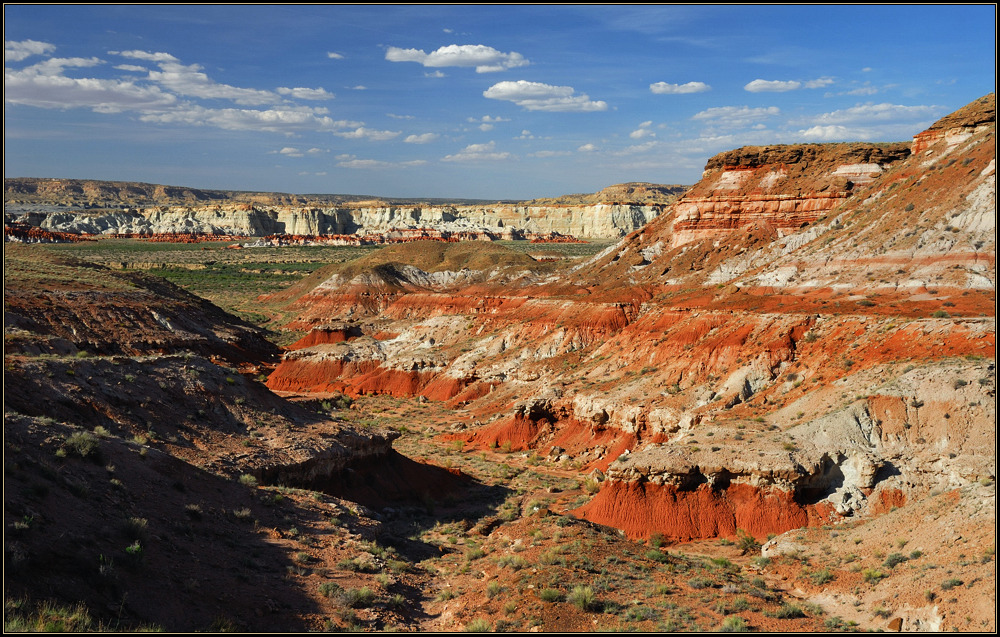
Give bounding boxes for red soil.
[574,481,837,542]
[286,327,359,349]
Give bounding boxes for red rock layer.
[4,222,93,243]
[286,327,359,350]
[449,415,642,472]
[266,357,483,401]
[574,481,835,542]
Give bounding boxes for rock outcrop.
[6,181,686,240]
[267,94,996,543]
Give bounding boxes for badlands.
[3,94,995,632]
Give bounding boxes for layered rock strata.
[267,95,996,541]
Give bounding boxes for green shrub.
[486,582,504,599]
[319,581,341,597]
[719,616,750,632]
[238,474,258,487]
[769,603,804,619]
[809,568,835,584]
[568,585,597,612]
[736,529,761,555]
[687,576,713,590]
[862,568,885,584]
[343,587,375,608]
[941,578,963,590]
[538,588,562,602]
[464,618,491,632]
[64,431,99,458]
[883,553,907,568]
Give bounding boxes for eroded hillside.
[262,95,996,631]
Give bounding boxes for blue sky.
[4,5,996,199]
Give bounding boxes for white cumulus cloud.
[337,156,426,169]
[577,143,597,152]
[441,140,513,162]
[629,121,655,139]
[277,86,335,100]
[404,133,439,144]
[810,102,939,125]
[649,81,710,94]
[804,77,835,89]
[386,44,529,73]
[327,52,344,60]
[692,105,780,126]
[139,104,361,134]
[483,80,607,112]
[5,39,57,62]
[113,49,179,63]
[798,125,858,141]
[529,150,571,158]
[745,77,834,92]
[744,79,801,92]
[333,126,401,141]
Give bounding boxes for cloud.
[144,61,279,105]
[744,79,801,92]
[387,113,415,120]
[277,146,304,157]
[139,104,361,133]
[692,105,780,127]
[479,123,494,131]
[441,140,513,162]
[333,126,401,141]
[469,115,510,123]
[797,125,865,141]
[336,156,427,169]
[809,102,939,125]
[277,86,335,100]
[577,143,597,152]
[614,140,661,155]
[5,39,56,62]
[840,86,879,96]
[516,130,534,140]
[113,50,179,63]
[327,52,344,60]
[350,85,366,90]
[483,80,607,112]
[629,121,655,139]
[5,59,179,112]
[744,77,834,92]
[803,77,834,89]
[6,46,420,141]
[404,133,439,143]
[425,71,446,78]
[386,44,529,73]
[528,150,571,158]
[649,81,710,94]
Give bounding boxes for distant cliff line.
[4,180,688,240]
[4,178,687,209]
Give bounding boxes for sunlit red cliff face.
[267,95,995,543]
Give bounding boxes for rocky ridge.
[5,181,685,240]
[267,95,996,564]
